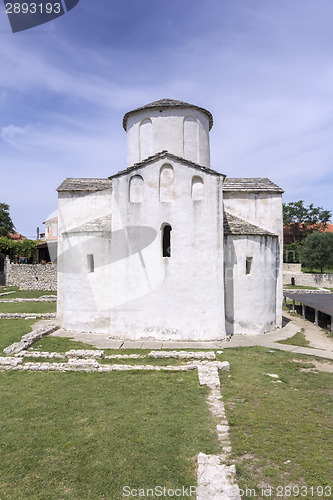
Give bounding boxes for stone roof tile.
[123,98,213,130]
[223,178,283,193]
[57,178,112,192]
[109,151,225,179]
[62,215,112,234]
[224,212,276,236]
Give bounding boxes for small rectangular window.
[246,257,253,275]
[87,254,94,273]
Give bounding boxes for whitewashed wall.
[57,190,113,331]
[126,107,211,168]
[224,235,278,334]
[223,192,283,329]
[110,158,226,340]
[57,160,225,340]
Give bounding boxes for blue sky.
[0,0,332,237]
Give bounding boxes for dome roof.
[123,98,213,130]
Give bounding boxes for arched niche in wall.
[191,175,204,201]
[139,118,153,161]
[129,175,144,203]
[159,164,174,202]
[183,116,198,163]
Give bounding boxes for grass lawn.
[0,290,57,354]
[277,329,312,348]
[1,290,332,498]
[218,347,333,498]
[0,371,218,500]
[301,266,333,274]
[0,318,36,353]
[32,335,99,352]
[0,287,56,299]
[283,285,318,290]
[0,302,56,314]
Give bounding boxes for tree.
[283,200,331,242]
[15,239,37,261]
[283,241,302,263]
[0,236,14,255]
[299,232,333,273]
[0,203,15,237]
[0,237,37,262]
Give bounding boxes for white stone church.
[57,99,283,341]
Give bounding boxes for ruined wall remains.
[4,259,57,291]
[283,270,333,288]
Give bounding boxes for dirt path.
[283,310,333,351]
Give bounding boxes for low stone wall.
[4,259,57,291]
[283,271,333,288]
[283,263,302,272]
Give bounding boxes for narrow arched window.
[161,224,172,257]
[129,175,144,202]
[183,116,198,163]
[140,118,153,160]
[160,164,174,202]
[191,175,204,200]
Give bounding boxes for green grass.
[0,302,56,314]
[302,266,333,274]
[0,371,218,500]
[0,289,57,352]
[32,335,99,352]
[284,285,318,290]
[277,329,312,348]
[218,347,333,498]
[0,286,56,299]
[0,319,35,352]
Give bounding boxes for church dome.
[124,98,212,167]
[123,98,213,131]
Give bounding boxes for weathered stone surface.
[198,366,221,388]
[283,271,333,288]
[197,360,241,498]
[284,288,331,295]
[0,298,56,303]
[197,453,241,499]
[4,259,57,291]
[0,360,230,374]
[0,357,23,367]
[3,322,59,354]
[0,313,56,319]
[223,177,283,193]
[16,351,66,359]
[57,178,112,192]
[67,358,100,369]
[148,350,216,360]
[197,362,229,388]
[104,354,145,359]
[65,349,104,359]
[224,212,275,236]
